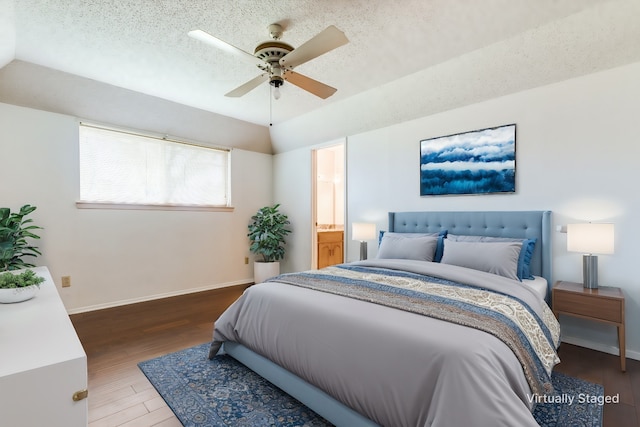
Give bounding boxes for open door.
[312,142,345,269]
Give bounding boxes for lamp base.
[359,241,368,261]
[582,254,598,289]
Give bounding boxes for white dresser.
[0,266,88,426]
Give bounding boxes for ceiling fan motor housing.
[254,40,291,88]
[254,41,293,66]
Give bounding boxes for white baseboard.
[560,335,640,362]
[66,279,251,315]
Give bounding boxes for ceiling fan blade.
[225,73,269,97]
[279,25,348,69]
[188,30,263,67]
[284,71,337,99]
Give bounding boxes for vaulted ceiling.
[1,0,639,152]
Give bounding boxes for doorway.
[312,142,345,269]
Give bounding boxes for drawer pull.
[73,389,88,401]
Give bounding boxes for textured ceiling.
[1,0,640,152]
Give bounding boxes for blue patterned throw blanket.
[268,264,560,397]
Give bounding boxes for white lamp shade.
[352,223,376,241]
[567,223,614,254]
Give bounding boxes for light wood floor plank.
[89,388,160,423]
[88,403,149,427]
[119,407,176,427]
[89,385,136,410]
[143,396,168,413]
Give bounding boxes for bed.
[211,211,560,427]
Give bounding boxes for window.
[78,124,231,211]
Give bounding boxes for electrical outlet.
[244,257,249,265]
[61,276,71,288]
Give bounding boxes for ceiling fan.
[188,23,348,100]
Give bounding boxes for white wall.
[273,148,312,275]
[274,60,640,359]
[0,102,273,312]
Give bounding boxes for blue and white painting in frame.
[420,124,516,196]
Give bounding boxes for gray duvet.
[210,260,561,427]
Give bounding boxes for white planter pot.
[0,285,39,303]
[253,261,280,284]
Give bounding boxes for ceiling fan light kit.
[189,22,348,100]
[269,66,283,100]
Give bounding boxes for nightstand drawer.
[554,292,622,323]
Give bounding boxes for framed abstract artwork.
[420,124,516,196]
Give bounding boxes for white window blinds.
[79,124,230,207]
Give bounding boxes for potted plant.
[0,204,44,303]
[0,269,45,303]
[0,204,42,271]
[247,204,291,283]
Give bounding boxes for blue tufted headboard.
[388,211,552,289]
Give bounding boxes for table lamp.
[352,223,376,260]
[567,223,614,289]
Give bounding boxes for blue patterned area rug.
[138,343,603,427]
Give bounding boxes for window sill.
[76,201,235,212]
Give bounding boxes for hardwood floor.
[70,285,249,427]
[555,342,640,426]
[71,286,639,427]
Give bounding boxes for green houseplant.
[0,268,46,303]
[247,204,291,283]
[0,205,44,303]
[0,204,43,271]
[0,269,45,289]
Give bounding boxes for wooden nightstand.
[552,281,626,371]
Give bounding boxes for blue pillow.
[518,238,537,280]
[378,230,386,246]
[434,234,446,263]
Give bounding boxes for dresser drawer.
[554,291,622,323]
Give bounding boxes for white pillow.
[377,234,438,262]
[440,239,521,280]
